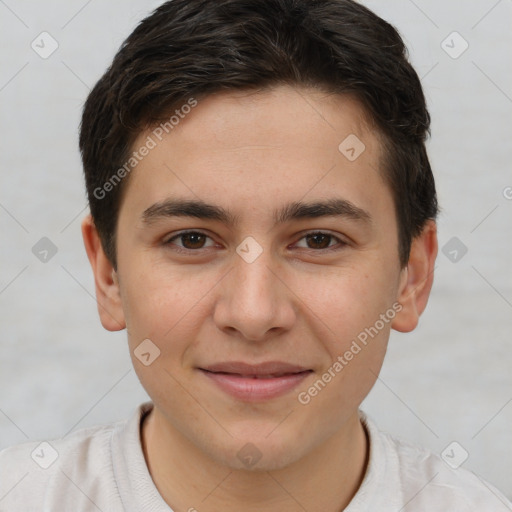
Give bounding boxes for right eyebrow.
[141,198,238,225]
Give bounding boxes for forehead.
[169,86,376,154]
[120,86,390,223]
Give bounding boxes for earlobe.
[81,214,126,331]
[391,220,438,333]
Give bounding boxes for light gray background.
[1,0,511,502]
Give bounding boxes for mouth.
[198,362,313,402]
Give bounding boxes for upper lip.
[199,361,311,377]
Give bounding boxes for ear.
[81,214,126,331]
[391,220,438,333]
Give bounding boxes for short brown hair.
[79,0,438,269]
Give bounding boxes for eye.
[165,231,216,250]
[294,231,346,250]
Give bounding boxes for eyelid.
[164,229,217,249]
[292,230,348,250]
[296,229,347,240]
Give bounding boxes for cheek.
[295,300,391,430]
[288,263,396,341]
[290,262,396,404]
[120,262,217,361]
[122,271,204,410]
[121,252,188,323]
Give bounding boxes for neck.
[141,407,368,512]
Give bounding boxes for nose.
[213,248,296,342]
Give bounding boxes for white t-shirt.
[0,401,510,511]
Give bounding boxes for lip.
[198,361,313,402]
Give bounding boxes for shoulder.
[0,416,125,510]
[393,436,509,509]
[359,412,512,510]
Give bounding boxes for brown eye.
[166,231,215,250]
[305,233,333,249]
[294,231,346,251]
[181,232,207,249]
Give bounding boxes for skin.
[82,85,437,512]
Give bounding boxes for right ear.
[81,214,126,331]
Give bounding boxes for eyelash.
[164,230,348,254]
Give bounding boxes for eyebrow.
[142,198,238,225]
[141,197,372,226]
[274,198,371,225]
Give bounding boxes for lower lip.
[200,370,311,402]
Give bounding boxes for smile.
[198,361,313,402]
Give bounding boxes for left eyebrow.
[274,198,372,225]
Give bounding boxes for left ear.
[391,220,438,333]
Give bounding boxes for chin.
[214,431,309,472]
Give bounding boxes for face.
[88,85,432,471]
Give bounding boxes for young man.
[1,0,510,510]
